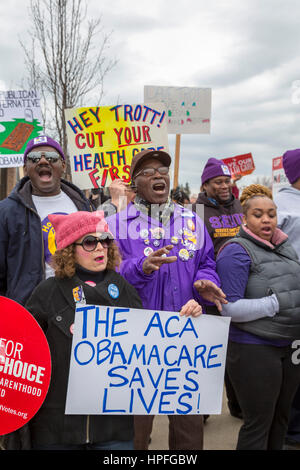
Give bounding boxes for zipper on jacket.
[26,206,46,278]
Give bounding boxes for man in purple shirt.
[107,149,226,451]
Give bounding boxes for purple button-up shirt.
[107,202,220,312]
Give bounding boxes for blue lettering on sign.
[101,386,195,415]
[72,307,226,415]
[77,306,129,339]
[144,312,198,338]
[74,340,223,369]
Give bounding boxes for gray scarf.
[133,195,174,225]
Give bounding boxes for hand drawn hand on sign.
[142,245,177,275]
[194,280,227,312]
[180,299,202,317]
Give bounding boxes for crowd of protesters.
[0,135,300,451]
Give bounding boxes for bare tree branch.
[20,0,117,179]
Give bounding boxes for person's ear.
[23,164,28,176]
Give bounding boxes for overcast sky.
[1,0,300,193]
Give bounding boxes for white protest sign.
[0,90,43,168]
[272,156,289,195]
[65,306,230,415]
[144,86,211,134]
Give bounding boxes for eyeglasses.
[74,235,113,251]
[26,151,62,164]
[134,166,169,178]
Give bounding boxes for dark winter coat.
[0,176,93,305]
[25,269,143,447]
[193,192,243,256]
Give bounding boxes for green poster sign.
[0,90,44,167]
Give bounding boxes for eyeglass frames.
[134,166,169,178]
[74,235,113,251]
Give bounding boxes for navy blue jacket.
[0,177,93,305]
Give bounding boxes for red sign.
[0,297,51,435]
[272,155,283,170]
[222,153,255,177]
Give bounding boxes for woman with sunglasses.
[25,210,143,450]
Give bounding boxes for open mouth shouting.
[260,225,272,237]
[24,146,66,196]
[152,180,167,194]
[37,166,53,182]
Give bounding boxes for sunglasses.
[134,166,169,178]
[74,235,113,251]
[26,151,62,164]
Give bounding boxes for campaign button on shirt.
[108,283,119,299]
[179,248,189,261]
[151,227,165,239]
[144,246,153,257]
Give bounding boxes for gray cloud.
[2,0,300,194]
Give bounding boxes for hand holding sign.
[180,299,202,317]
[142,245,177,274]
[194,280,227,312]
[109,179,134,211]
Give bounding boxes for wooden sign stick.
[173,134,181,189]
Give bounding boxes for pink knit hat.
[48,211,113,250]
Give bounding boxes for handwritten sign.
[0,297,51,435]
[65,103,169,190]
[0,90,43,168]
[65,306,230,415]
[222,153,255,177]
[144,86,211,134]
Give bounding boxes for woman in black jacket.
[25,210,143,450]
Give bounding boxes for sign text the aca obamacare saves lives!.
[65,306,230,416]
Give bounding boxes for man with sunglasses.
[0,135,93,308]
[107,149,226,451]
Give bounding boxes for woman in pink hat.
[25,210,142,450]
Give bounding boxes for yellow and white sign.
[65,103,169,190]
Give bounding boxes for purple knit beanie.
[282,149,300,184]
[23,135,65,163]
[201,158,231,185]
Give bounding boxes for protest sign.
[65,103,169,190]
[0,90,43,168]
[65,306,230,415]
[0,297,51,435]
[272,156,289,195]
[144,86,211,134]
[222,153,255,177]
